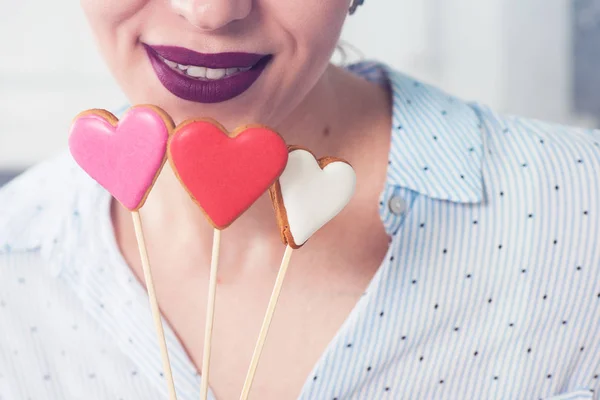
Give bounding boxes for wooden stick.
[239,245,294,400]
[131,211,178,400]
[200,228,222,400]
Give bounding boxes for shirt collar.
[350,61,486,204]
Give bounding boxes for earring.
[349,0,364,15]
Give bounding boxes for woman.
[0,1,598,399]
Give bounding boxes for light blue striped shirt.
[0,62,599,400]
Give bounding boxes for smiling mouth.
[143,43,272,103]
[158,55,256,81]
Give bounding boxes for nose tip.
[171,0,252,31]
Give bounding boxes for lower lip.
[145,47,271,104]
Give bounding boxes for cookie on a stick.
[240,146,356,400]
[69,105,178,400]
[168,118,288,400]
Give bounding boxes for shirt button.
[388,196,407,215]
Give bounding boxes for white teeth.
[205,68,226,80]
[161,56,253,80]
[186,66,207,78]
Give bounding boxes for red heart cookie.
[168,119,288,229]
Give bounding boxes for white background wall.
[0,0,596,169]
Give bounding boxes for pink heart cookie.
[69,105,174,211]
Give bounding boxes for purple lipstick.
[143,44,272,104]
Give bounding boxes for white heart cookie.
[270,148,356,248]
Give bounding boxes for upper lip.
[143,43,268,69]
